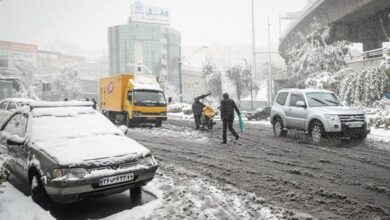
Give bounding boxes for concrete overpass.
[279,0,390,60]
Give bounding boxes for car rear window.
[275,92,288,105]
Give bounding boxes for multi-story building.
[0,40,38,69]
[108,1,181,89]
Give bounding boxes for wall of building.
[108,21,181,89]
[181,65,207,103]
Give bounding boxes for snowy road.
[128,119,390,220]
[1,119,390,219]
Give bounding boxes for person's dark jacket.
[220,98,240,120]
[192,101,205,115]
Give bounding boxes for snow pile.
[0,182,54,220]
[31,107,149,166]
[132,124,208,143]
[142,164,283,220]
[131,74,162,91]
[167,103,193,120]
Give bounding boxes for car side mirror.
[7,138,24,146]
[119,125,128,135]
[296,101,306,108]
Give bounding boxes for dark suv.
[246,107,271,121]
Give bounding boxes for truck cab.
[100,74,167,127]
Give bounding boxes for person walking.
[220,93,240,144]
[192,98,205,129]
[91,98,97,110]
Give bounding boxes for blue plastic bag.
[238,114,246,132]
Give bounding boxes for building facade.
[181,65,207,103]
[108,2,181,89]
[0,40,38,70]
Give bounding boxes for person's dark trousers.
[194,113,202,129]
[222,118,239,143]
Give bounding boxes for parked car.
[270,89,370,143]
[245,107,271,121]
[0,100,158,204]
[0,98,31,125]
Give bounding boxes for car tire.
[130,186,142,202]
[273,117,287,137]
[155,121,162,127]
[31,173,50,209]
[126,117,135,128]
[310,121,325,144]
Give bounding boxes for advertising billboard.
[131,1,169,25]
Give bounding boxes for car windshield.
[133,90,166,107]
[306,92,342,107]
[31,107,122,141]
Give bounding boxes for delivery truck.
[99,74,167,127]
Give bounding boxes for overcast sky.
[0,0,307,50]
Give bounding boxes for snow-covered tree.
[338,62,390,107]
[13,59,39,99]
[287,19,350,80]
[202,58,223,100]
[51,65,83,99]
[225,65,252,101]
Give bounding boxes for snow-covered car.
[0,98,32,125]
[270,89,370,143]
[0,101,158,204]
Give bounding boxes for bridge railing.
[345,47,389,63]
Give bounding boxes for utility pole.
[178,45,183,103]
[250,0,256,110]
[267,16,273,105]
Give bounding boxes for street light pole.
[251,0,257,101]
[178,45,207,103]
[178,45,183,103]
[267,16,273,105]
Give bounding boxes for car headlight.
[325,114,339,122]
[138,155,158,166]
[52,168,88,179]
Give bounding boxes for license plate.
[347,122,363,128]
[148,117,156,120]
[99,173,134,187]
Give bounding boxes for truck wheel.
[310,121,325,144]
[155,121,162,127]
[273,117,287,137]
[31,173,50,208]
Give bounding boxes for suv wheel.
[310,121,325,143]
[273,117,287,137]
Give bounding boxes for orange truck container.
[100,73,167,127]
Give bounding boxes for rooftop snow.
[28,100,92,108]
[130,74,162,91]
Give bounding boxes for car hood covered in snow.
[310,106,365,115]
[30,107,150,166]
